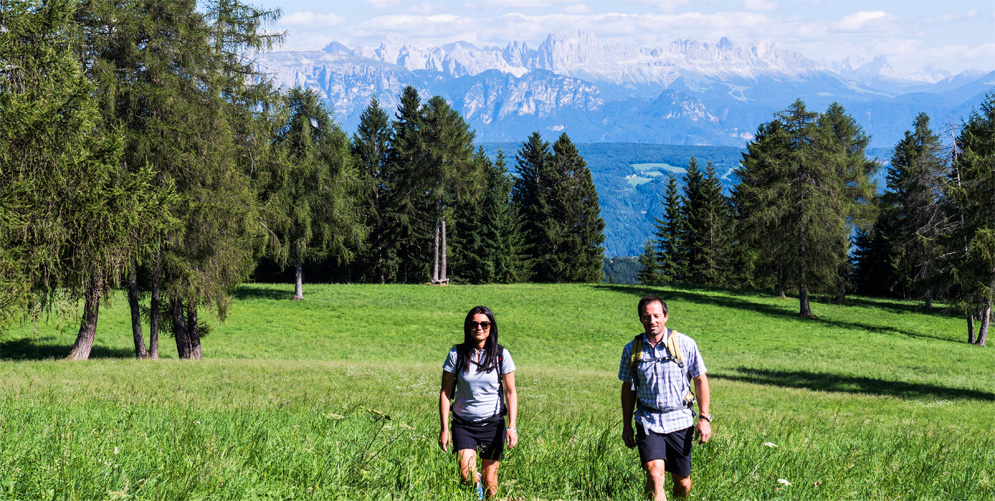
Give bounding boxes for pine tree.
[813,102,878,304]
[737,101,875,316]
[734,119,795,297]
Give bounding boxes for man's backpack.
[629,329,694,408]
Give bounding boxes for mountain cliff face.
[257,31,991,149]
[255,32,992,257]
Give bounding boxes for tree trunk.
[924,290,933,311]
[293,242,304,301]
[976,300,991,347]
[149,253,161,359]
[432,200,441,283]
[172,298,192,359]
[798,240,812,316]
[441,218,448,282]
[187,301,203,359]
[967,313,976,344]
[67,275,102,360]
[127,261,148,359]
[777,262,786,299]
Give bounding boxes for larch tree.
[271,86,364,300]
[0,0,161,360]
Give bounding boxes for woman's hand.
[506,428,518,449]
[439,428,450,452]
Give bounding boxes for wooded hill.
[2,1,991,362]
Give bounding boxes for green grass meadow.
[2,283,993,500]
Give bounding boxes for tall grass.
[2,284,992,499]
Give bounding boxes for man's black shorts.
[452,416,505,460]
[635,424,693,476]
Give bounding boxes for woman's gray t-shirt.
[443,346,516,422]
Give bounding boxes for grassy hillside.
[1,284,992,499]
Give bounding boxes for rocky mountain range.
[256,32,992,257]
[258,31,993,149]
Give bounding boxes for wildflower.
[762,442,778,448]
[778,479,791,486]
[114,447,119,455]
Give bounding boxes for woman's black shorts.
[452,415,506,460]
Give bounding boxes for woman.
[439,306,518,500]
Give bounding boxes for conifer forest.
[2,0,992,361]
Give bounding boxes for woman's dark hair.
[458,305,499,374]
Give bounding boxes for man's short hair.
[638,294,668,316]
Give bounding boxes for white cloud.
[366,0,406,8]
[744,0,777,11]
[564,3,591,14]
[280,12,347,27]
[834,11,894,32]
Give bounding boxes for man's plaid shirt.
[618,330,707,434]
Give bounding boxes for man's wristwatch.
[698,414,712,422]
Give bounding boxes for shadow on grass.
[711,367,995,402]
[593,284,961,344]
[1,338,136,361]
[234,284,292,301]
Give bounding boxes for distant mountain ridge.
[257,31,993,149]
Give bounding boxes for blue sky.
[252,0,994,74]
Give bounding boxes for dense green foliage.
[512,133,606,282]
[0,3,608,360]
[2,283,992,499]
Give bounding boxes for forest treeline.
[638,98,995,346]
[0,0,606,360]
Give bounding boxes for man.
[619,294,711,500]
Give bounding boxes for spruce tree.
[486,151,532,283]
[418,96,481,283]
[946,93,995,345]
[655,174,686,284]
[876,113,949,305]
[385,86,430,283]
[351,96,394,283]
[512,132,554,281]
[638,241,663,285]
[550,133,605,282]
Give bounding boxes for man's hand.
[506,429,518,448]
[622,424,636,449]
[695,418,711,443]
[439,429,450,452]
